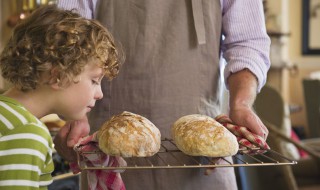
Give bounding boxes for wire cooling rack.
[76,138,297,170]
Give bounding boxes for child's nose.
[95,85,103,100]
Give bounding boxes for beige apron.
[86,0,237,189]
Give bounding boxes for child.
[0,5,122,189]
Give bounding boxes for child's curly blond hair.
[0,5,123,91]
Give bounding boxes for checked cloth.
[215,114,270,154]
[70,133,126,190]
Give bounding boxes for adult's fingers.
[229,108,269,141]
[53,123,77,162]
[66,117,90,147]
[204,158,222,175]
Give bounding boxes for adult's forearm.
[228,69,258,110]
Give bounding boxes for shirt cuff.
[224,56,270,93]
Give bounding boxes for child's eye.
[92,80,100,85]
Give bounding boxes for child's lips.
[87,103,95,111]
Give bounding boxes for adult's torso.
[91,0,223,136]
[89,1,237,189]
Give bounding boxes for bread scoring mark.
[172,114,238,157]
[98,111,161,157]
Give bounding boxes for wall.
[264,0,320,135]
[288,0,320,133]
[0,0,20,92]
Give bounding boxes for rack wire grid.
[76,138,297,170]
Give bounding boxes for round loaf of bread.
[97,111,161,157]
[172,114,239,157]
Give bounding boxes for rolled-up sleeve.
[221,0,271,92]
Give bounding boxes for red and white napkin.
[70,133,126,190]
[215,114,270,154]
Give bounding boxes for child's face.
[55,59,104,121]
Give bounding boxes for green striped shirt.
[0,95,54,190]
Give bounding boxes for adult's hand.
[229,104,268,140]
[227,69,268,140]
[53,116,90,162]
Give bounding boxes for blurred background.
[1,0,320,190]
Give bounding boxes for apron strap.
[191,0,206,45]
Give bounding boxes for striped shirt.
[0,95,54,190]
[57,0,271,92]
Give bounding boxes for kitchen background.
[1,0,320,190]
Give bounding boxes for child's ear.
[48,67,61,90]
[49,77,61,90]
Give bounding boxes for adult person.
[55,0,271,189]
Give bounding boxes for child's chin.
[63,114,86,121]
